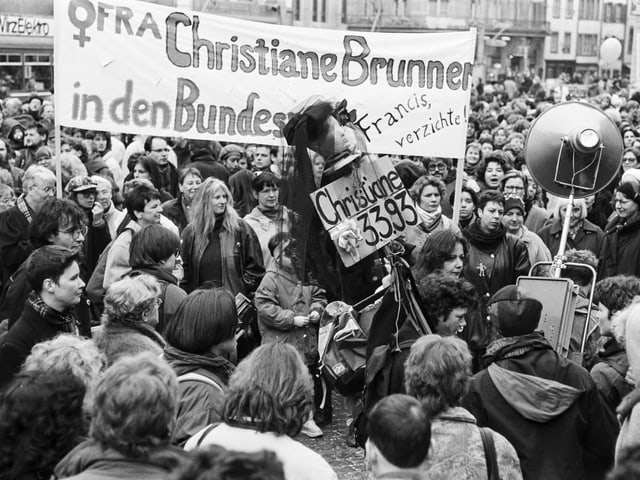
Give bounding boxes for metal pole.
[553,191,574,277]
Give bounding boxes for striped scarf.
[29,294,79,335]
[16,194,32,223]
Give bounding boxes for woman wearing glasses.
[500,169,549,234]
[404,175,460,264]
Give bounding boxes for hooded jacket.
[463,333,618,480]
[54,439,188,480]
[1,118,25,151]
[254,264,326,364]
[163,344,234,446]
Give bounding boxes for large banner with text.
[55,0,476,157]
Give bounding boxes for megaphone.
[525,101,623,199]
[519,102,622,364]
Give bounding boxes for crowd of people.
[3,74,640,480]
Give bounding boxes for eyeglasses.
[622,157,637,164]
[39,185,56,194]
[428,163,447,172]
[58,226,88,240]
[504,186,525,192]
[175,248,182,258]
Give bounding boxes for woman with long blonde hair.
[181,177,264,296]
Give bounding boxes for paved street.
[298,396,368,480]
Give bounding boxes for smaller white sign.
[310,156,419,267]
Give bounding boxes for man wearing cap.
[65,176,111,276]
[463,285,618,480]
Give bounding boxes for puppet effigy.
[282,96,380,302]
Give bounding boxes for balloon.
[600,37,622,64]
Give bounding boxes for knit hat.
[65,175,97,194]
[504,197,525,216]
[487,285,542,337]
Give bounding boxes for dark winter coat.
[0,299,81,387]
[463,333,618,480]
[538,218,604,257]
[462,228,530,354]
[0,203,32,294]
[590,337,632,416]
[600,214,640,278]
[164,345,234,446]
[160,197,189,234]
[181,220,264,295]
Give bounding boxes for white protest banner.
[54,0,475,157]
[309,156,418,266]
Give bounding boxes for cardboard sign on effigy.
[309,156,418,267]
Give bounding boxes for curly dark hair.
[170,445,285,480]
[414,230,468,280]
[475,151,511,184]
[415,273,477,325]
[0,371,87,480]
[594,275,640,312]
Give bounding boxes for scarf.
[16,194,32,223]
[483,332,551,365]
[416,205,442,232]
[258,205,282,222]
[29,294,78,334]
[463,220,506,249]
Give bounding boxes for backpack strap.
[479,427,499,480]
[177,372,223,393]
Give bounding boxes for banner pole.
[53,0,62,198]
[451,156,465,227]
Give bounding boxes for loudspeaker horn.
[525,101,623,199]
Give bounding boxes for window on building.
[428,0,438,16]
[629,28,634,55]
[615,4,625,22]
[579,0,599,20]
[603,3,612,22]
[311,0,326,22]
[551,32,559,53]
[553,0,561,17]
[566,0,575,17]
[0,52,52,91]
[577,33,599,56]
[563,32,572,53]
